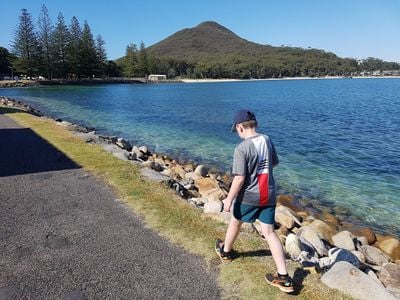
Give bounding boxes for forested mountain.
[135,21,398,79]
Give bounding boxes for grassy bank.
[1,107,350,299]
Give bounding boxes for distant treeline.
[2,5,120,79]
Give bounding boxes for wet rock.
[321,261,397,300]
[194,165,208,177]
[332,231,356,251]
[297,225,328,257]
[376,237,400,261]
[379,263,400,298]
[348,225,376,245]
[360,245,391,266]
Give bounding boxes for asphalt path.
[0,113,220,299]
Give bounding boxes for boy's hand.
[222,198,232,212]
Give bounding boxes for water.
[2,78,399,236]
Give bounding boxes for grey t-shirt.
[232,134,279,207]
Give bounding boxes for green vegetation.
[7,5,120,79]
[118,21,400,79]
[1,106,351,299]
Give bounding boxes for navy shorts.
[233,201,276,224]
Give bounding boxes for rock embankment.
[2,95,400,299]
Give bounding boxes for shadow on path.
[0,112,80,177]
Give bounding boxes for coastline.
[1,96,400,298]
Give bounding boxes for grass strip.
[2,107,350,300]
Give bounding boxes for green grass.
[1,106,351,299]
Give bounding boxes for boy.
[215,109,294,293]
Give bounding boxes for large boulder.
[185,172,202,182]
[327,247,362,269]
[202,187,227,202]
[321,261,397,300]
[332,231,356,251]
[379,263,400,298]
[297,225,328,257]
[116,137,132,151]
[360,245,391,266]
[170,164,187,179]
[322,211,340,227]
[376,237,400,261]
[309,219,337,244]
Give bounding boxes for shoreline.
[0,95,398,239]
[1,75,399,88]
[2,96,400,298]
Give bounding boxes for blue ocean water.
[1,78,399,236]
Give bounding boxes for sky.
[1,0,399,62]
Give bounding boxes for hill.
[118,21,399,79]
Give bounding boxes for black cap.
[231,109,257,132]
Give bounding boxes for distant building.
[382,70,400,76]
[148,74,167,82]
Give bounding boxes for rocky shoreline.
[1,95,399,299]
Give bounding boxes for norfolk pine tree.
[52,12,69,79]
[38,4,53,79]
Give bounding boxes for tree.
[11,8,42,77]
[138,41,148,76]
[122,43,138,77]
[0,47,14,76]
[52,12,69,78]
[95,34,107,77]
[79,20,97,77]
[37,4,53,79]
[66,16,82,78]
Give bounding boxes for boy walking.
[215,110,294,293]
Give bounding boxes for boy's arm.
[222,175,245,212]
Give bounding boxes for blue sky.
[1,0,399,62]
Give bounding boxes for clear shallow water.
[2,78,400,236]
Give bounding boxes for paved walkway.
[0,113,220,299]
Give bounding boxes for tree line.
[6,5,120,79]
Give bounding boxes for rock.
[360,245,391,266]
[321,261,397,300]
[332,231,356,251]
[275,205,302,230]
[348,225,376,245]
[138,145,149,154]
[170,164,186,179]
[195,177,220,195]
[366,268,384,285]
[357,236,369,246]
[194,165,208,177]
[328,247,362,269]
[185,172,202,182]
[285,233,303,260]
[309,219,337,244]
[151,162,163,172]
[376,237,400,261]
[379,263,400,298]
[116,138,131,150]
[203,200,223,214]
[351,250,366,263]
[183,163,195,173]
[140,167,169,183]
[297,225,328,257]
[154,157,165,166]
[322,212,340,227]
[202,187,227,202]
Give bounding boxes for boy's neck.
[241,128,259,139]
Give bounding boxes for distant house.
[382,70,400,76]
[148,74,167,82]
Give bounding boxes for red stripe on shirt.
[257,173,269,206]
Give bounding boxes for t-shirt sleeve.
[271,141,279,166]
[232,147,246,176]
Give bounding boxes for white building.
[148,74,167,81]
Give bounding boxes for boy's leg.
[222,216,243,252]
[260,222,287,275]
